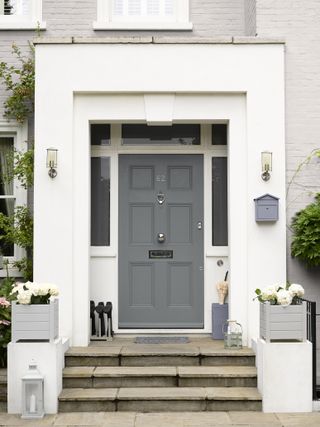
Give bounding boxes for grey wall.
[256,0,320,299]
[257,0,320,368]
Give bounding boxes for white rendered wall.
[34,42,285,346]
[8,339,65,414]
[257,338,312,412]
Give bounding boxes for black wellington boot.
[104,301,114,337]
[95,302,106,336]
[90,300,96,336]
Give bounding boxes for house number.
[156,175,166,182]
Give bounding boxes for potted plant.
[11,282,59,342]
[255,283,306,342]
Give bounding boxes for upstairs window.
[0,0,45,30]
[94,0,192,30]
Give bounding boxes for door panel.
[119,154,204,328]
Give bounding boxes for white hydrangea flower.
[276,289,293,306]
[288,283,305,298]
[17,289,32,305]
[10,282,25,295]
[49,285,59,297]
[261,285,278,301]
[37,284,50,296]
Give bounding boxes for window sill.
[0,268,22,278]
[93,21,193,31]
[0,21,46,30]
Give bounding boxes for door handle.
[197,221,203,230]
[157,233,166,243]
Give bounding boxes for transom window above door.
[0,0,45,30]
[94,0,192,30]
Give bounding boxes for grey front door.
[119,155,204,328]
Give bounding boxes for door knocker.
[157,191,166,205]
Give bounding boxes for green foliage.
[0,42,35,123]
[3,144,34,189]
[0,262,14,368]
[291,194,320,267]
[13,257,33,282]
[0,206,33,280]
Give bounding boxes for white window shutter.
[147,0,160,16]
[128,0,141,16]
[164,0,174,16]
[113,0,123,16]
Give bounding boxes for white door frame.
[90,123,228,334]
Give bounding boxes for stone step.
[63,365,257,388]
[65,345,255,367]
[58,386,262,412]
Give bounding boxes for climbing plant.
[0,42,35,280]
[0,42,35,123]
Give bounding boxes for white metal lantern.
[21,361,44,419]
[223,319,243,349]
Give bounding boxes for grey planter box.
[11,299,59,343]
[260,301,306,342]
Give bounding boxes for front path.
[0,411,319,426]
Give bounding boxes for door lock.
[157,233,166,243]
[197,221,203,230]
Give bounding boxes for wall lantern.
[46,148,58,179]
[261,151,272,181]
[21,361,44,419]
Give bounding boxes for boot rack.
[90,300,114,341]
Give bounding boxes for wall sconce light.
[261,151,272,181]
[46,148,58,179]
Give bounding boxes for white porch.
[34,38,286,347]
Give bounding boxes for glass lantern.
[223,319,243,349]
[21,362,44,419]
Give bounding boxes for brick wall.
[257,0,320,300]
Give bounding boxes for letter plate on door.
[149,250,173,259]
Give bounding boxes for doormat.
[134,336,190,344]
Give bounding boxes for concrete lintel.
[33,37,73,45]
[233,37,286,44]
[33,36,286,46]
[73,36,153,44]
[152,36,233,44]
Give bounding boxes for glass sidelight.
[91,157,110,246]
[212,157,228,246]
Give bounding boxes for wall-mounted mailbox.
[254,194,279,222]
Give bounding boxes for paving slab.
[117,387,206,400]
[59,388,117,401]
[276,412,320,426]
[229,411,281,424]
[178,367,257,378]
[54,412,136,426]
[120,345,200,356]
[63,367,95,378]
[94,367,177,377]
[0,414,55,425]
[66,347,121,357]
[136,412,230,427]
[199,347,255,357]
[54,412,106,425]
[206,388,261,401]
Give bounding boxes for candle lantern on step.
[21,361,44,419]
[223,320,243,349]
